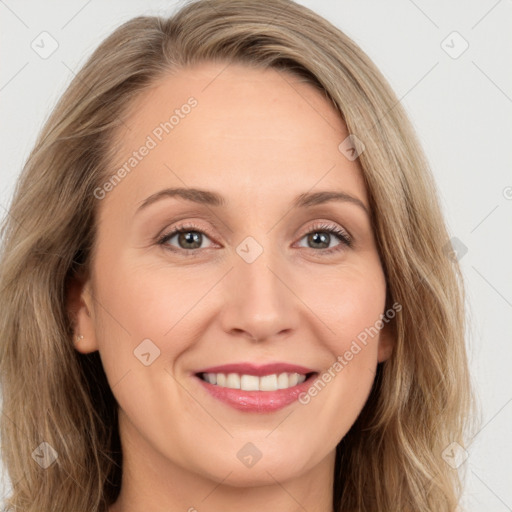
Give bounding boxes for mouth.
[193,370,319,412]
[196,371,318,391]
[191,362,320,412]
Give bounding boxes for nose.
[218,246,300,343]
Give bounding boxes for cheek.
[296,261,387,357]
[288,268,386,452]
[93,255,214,365]
[296,269,386,433]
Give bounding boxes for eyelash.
[156,221,353,257]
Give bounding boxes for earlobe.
[377,322,395,363]
[66,275,99,354]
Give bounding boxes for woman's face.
[71,61,393,490]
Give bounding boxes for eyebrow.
[135,187,370,216]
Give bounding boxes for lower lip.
[194,373,318,413]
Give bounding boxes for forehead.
[105,61,368,212]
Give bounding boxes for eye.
[157,222,217,255]
[295,222,352,254]
[157,221,353,256]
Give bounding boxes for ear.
[377,319,395,363]
[67,273,100,354]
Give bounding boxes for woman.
[0,0,476,510]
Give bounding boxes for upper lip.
[194,362,318,377]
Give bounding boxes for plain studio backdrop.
[0,1,511,510]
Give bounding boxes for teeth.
[240,374,259,391]
[260,374,277,391]
[277,372,289,389]
[226,373,240,389]
[288,373,299,387]
[204,373,217,385]
[202,372,307,391]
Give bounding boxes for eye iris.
[308,231,330,249]
[179,231,202,249]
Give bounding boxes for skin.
[68,61,394,512]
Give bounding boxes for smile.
[192,362,319,412]
[198,371,313,391]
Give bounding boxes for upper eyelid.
[159,222,217,242]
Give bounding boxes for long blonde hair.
[0,1,477,510]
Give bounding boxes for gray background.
[1,1,511,510]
